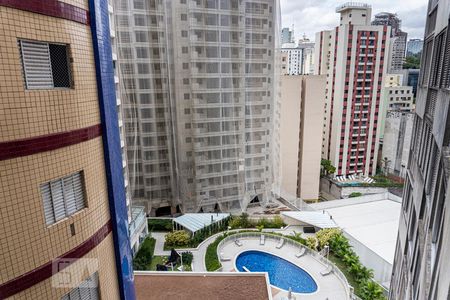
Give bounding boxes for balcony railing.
[129,206,146,238]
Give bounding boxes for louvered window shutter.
[63,175,77,215]
[19,40,54,89]
[73,172,86,211]
[51,180,66,222]
[40,183,56,225]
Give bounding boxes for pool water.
[235,250,318,293]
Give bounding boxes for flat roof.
[173,213,230,233]
[281,211,338,228]
[134,272,271,300]
[310,193,401,264]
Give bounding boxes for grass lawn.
[149,255,192,271]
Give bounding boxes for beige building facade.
[0,1,133,298]
[280,75,326,201]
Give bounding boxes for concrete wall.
[320,178,388,199]
[382,111,414,177]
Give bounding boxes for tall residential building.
[372,12,407,72]
[315,2,390,176]
[280,75,326,201]
[406,38,424,56]
[0,1,134,299]
[108,0,148,255]
[281,26,294,44]
[298,36,315,75]
[390,0,450,298]
[115,0,280,215]
[281,45,303,75]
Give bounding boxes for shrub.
[181,251,194,265]
[165,230,190,247]
[205,234,227,271]
[148,218,172,231]
[306,236,318,250]
[316,228,341,250]
[359,279,386,300]
[349,192,363,198]
[229,213,254,229]
[132,237,156,270]
[270,216,285,228]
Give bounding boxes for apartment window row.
[19,40,72,89]
[40,171,86,225]
[61,272,99,300]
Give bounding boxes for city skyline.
[281,0,427,42]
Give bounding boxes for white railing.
[217,231,359,299]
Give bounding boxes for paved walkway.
[151,232,170,256]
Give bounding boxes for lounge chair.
[235,239,243,247]
[295,248,306,258]
[260,235,265,245]
[220,252,231,262]
[320,265,333,276]
[276,239,285,249]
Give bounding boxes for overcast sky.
[280,0,428,42]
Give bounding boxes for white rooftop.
[281,211,338,229]
[173,213,230,233]
[310,193,402,264]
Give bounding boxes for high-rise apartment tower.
[390,0,450,298]
[115,0,280,215]
[0,1,135,299]
[315,2,390,176]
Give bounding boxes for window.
[181,14,187,21]
[19,40,72,89]
[40,171,86,225]
[61,272,99,300]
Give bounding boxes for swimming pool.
[235,250,318,293]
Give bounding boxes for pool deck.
[218,236,349,300]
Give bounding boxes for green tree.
[403,54,421,69]
[321,159,336,176]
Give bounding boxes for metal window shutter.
[72,172,86,211]
[20,40,54,89]
[63,175,77,215]
[40,183,56,225]
[50,180,67,222]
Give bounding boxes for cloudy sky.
[280,0,428,42]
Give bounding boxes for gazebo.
[173,213,230,236]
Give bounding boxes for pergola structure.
[173,213,230,236]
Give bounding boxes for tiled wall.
[0,1,120,299]
[0,5,99,142]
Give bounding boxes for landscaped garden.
[163,213,286,250]
[132,236,192,271]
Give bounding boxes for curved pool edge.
[232,248,321,296]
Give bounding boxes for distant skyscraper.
[372,12,407,72]
[298,35,315,74]
[115,0,280,215]
[281,46,303,75]
[406,38,423,56]
[315,2,390,176]
[390,0,450,298]
[281,27,294,44]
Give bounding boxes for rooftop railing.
[336,2,371,12]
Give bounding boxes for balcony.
[129,206,147,244]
